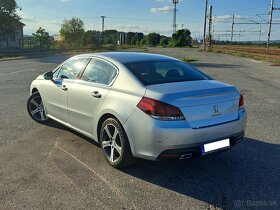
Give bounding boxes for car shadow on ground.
[45,120,100,147]
[45,120,280,209]
[121,137,280,209]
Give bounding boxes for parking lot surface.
[0,48,279,209]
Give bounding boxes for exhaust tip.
[236,138,243,144]
[180,153,192,160]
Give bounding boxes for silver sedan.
[27,52,247,168]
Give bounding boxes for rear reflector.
[239,94,244,107]
[137,97,185,121]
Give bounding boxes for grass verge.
[181,57,199,62]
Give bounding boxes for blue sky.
[17,0,280,41]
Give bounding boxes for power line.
[215,4,270,16]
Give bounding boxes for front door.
[41,57,88,123]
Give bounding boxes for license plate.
[201,139,230,155]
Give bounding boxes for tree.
[140,38,146,47]
[0,0,21,37]
[83,31,93,46]
[83,30,101,47]
[60,17,85,47]
[171,29,192,47]
[160,36,171,47]
[125,32,144,45]
[146,33,160,46]
[32,27,51,48]
[104,30,118,45]
[126,32,135,45]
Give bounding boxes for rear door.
[67,57,118,135]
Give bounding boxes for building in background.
[53,34,64,42]
[118,32,126,45]
[0,21,25,49]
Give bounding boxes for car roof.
[76,52,177,64]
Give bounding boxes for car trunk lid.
[145,80,240,128]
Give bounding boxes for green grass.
[181,57,199,62]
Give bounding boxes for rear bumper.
[124,107,247,161]
[157,131,244,160]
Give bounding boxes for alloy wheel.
[28,93,48,122]
[101,123,122,163]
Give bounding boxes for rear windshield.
[125,60,210,85]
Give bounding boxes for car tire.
[100,118,135,168]
[27,92,49,123]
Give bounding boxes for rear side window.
[81,58,117,85]
[56,58,87,80]
[125,60,210,85]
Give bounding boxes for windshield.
[125,60,211,85]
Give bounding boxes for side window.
[57,58,87,80]
[81,58,117,85]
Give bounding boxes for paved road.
[0,48,279,210]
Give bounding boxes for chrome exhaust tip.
[236,138,243,144]
[180,153,192,160]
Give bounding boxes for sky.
[17,0,280,41]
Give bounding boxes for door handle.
[91,91,101,98]
[61,85,68,91]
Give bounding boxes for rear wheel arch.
[97,113,121,143]
[98,114,136,167]
[96,113,135,154]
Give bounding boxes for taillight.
[239,94,244,107]
[137,97,185,121]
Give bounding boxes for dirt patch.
[213,45,280,64]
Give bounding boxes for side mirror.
[43,71,53,80]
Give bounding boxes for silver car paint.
[30,52,247,160]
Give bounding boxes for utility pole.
[212,24,215,41]
[207,5,213,51]
[239,31,241,42]
[173,0,179,34]
[259,25,262,44]
[267,0,274,52]
[203,0,208,50]
[231,14,235,47]
[101,16,106,42]
[266,0,280,50]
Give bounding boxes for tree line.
[31,17,192,49]
[0,0,192,49]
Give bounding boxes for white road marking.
[53,141,134,207]
[0,69,35,76]
[249,59,262,63]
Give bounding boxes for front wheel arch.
[27,91,49,123]
[32,88,38,94]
